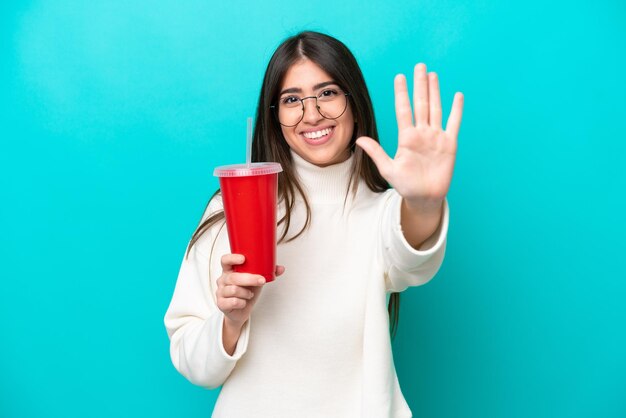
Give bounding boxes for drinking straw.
[246,117,252,168]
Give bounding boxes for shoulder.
[192,193,226,257]
[202,193,224,223]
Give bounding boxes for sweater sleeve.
[163,197,251,389]
[381,191,450,293]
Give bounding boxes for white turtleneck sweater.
[164,151,449,418]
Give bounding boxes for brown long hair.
[186,31,401,340]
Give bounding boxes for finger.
[394,74,413,130]
[445,92,465,140]
[275,265,286,276]
[428,72,442,129]
[356,136,393,179]
[222,284,255,300]
[221,254,245,272]
[413,63,429,126]
[227,272,267,287]
[219,297,248,311]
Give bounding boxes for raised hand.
[356,63,464,208]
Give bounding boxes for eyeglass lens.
[276,89,348,127]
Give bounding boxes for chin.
[308,150,349,167]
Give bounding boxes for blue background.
[1,1,625,417]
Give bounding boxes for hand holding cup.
[216,253,285,328]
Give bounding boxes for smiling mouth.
[301,126,334,141]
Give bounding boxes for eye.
[280,96,301,106]
[319,88,339,98]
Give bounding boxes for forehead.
[281,59,334,90]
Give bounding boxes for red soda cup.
[214,163,283,282]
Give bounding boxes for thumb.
[355,136,392,179]
[275,265,286,276]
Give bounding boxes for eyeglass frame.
[269,91,351,127]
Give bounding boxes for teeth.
[303,127,332,139]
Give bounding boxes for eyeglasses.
[270,87,350,127]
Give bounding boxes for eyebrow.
[279,81,338,96]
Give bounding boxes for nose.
[301,96,322,124]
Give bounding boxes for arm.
[356,63,462,290]
[381,191,449,293]
[163,198,251,389]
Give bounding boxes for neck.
[290,150,356,204]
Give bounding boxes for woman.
[164,31,463,417]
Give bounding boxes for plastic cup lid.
[213,162,283,177]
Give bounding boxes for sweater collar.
[290,150,356,203]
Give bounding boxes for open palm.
[356,63,464,205]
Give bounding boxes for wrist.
[404,197,444,216]
[223,316,246,333]
[400,197,444,249]
[222,317,245,357]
